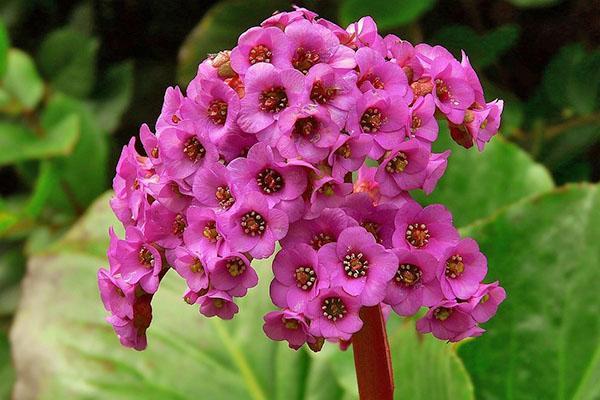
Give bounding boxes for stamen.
[138,246,155,268]
[385,152,409,174]
[360,221,381,243]
[249,44,272,64]
[445,254,465,279]
[207,99,228,125]
[183,136,206,161]
[202,221,221,242]
[226,257,246,277]
[342,252,369,278]
[215,186,235,210]
[405,223,430,248]
[434,307,452,321]
[292,47,320,74]
[294,266,317,291]
[240,210,267,236]
[360,107,387,133]
[190,258,204,273]
[310,232,334,250]
[395,263,422,286]
[335,143,352,159]
[293,116,319,141]
[172,214,187,237]
[259,86,288,113]
[310,80,337,104]
[256,168,284,194]
[321,297,347,321]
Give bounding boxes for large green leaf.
[0,331,14,399]
[177,0,289,85]
[0,20,9,78]
[2,49,44,110]
[37,28,99,98]
[10,192,474,399]
[459,184,600,400]
[339,0,437,30]
[415,130,554,227]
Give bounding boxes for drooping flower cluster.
[98,7,505,351]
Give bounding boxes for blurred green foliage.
[1,0,599,399]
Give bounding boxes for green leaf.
[0,20,9,78]
[339,0,436,30]
[0,242,25,317]
[506,0,564,8]
[0,115,79,166]
[37,29,99,98]
[458,184,600,400]
[10,192,475,399]
[3,49,44,110]
[414,130,554,227]
[24,160,59,219]
[431,24,520,68]
[0,331,14,398]
[177,0,290,84]
[89,61,134,134]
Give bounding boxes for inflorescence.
[98,7,506,351]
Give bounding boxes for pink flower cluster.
[98,7,505,351]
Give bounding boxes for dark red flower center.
[310,80,337,104]
[385,152,409,174]
[183,136,206,161]
[395,263,422,286]
[172,214,187,237]
[445,254,465,279]
[435,79,452,102]
[249,44,272,65]
[343,252,369,278]
[335,143,352,159]
[293,116,319,140]
[310,232,334,250]
[405,223,430,248]
[322,297,347,321]
[411,116,422,132]
[256,168,284,194]
[226,257,246,277]
[360,221,382,243]
[138,246,155,268]
[215,186,235,210]
[294,266,316,290]
[207,99,228,125]
[361,72,385,89]
[190,258,204,273]
[202,220,221,242]
[292,47,320,74]
[259,86,288,113]
[241,210,267,236]
[360,107,387,133]
[434,307,453,321]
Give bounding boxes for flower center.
[385,152,409,174]
[284,318,299,330]
[207,99,228,125]
[322,297,347,321]
[202,220,221,242]
[256,168,284,194]
[435,79,452,103]
[310,232,334,250]
[171,114,181,124]
[318,182,335,196]
[138,246,155,268]
[190,258,204,273]
[310,80,337,104]
[343,252,369,278]
[151,147,159,158]
[445,254,465,279]
[259,86,288,113]
[172,214,186,237]
[360,107,387,133]
[293,116,319,141]
[480,294,490,304]
[411,115,422,132]
[183,136,206,161]
[336,143,352,159]
[249,44,272,64]
[213,298,224,309]
[215,186,235,210]
[241,211,267,236]
[405,223,430,248]
[294,266,316,290]
[434,307,453,321]
[395,263,422,286]
[362,73,385,89]
[360,221,381,243]
[226,257,246,277]
[292,47,320,74]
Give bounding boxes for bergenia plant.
[98,7,506,398]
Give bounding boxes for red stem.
[352,305,394,400]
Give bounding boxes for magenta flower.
[112,226,162,294]
[168,246,209,292]
[422,150,450,195]
[474,100,504,151]
[107,314,148,351]
[208,252,258,297]
[183,205,224,257]
[439,238,488,300]
[384,249,442,316]
[342,193,397,248]
[143,201,187,250]
[139,123,161,168]
[237,63,304,140]
[190,78,241,143]
[347,90,409,159]
[468,282,506,323]
[263,309,314,350]
[408,94,438,143]
[429,57,475,124]
[270,244,328,311]
[219,191,289,259]
[261,7,316,29]
[416,300,478,342]
[147,177,192,213]
[356,47,411,102]
[277,104,340,162]
[192,162,237,211]
[345,16,382,50]
[318,226,397,306]
[281,207,357,249]
[375,139,431,196]
[230,26,290,75]
[215,129,258,163]
[306,287,363,341]
[307,176,353,218]
[392,201,459,257]
[460,51,485,106]
[352,165,381,204]
[198,290,239,320]
[98,269,135,319]
[156,86,185,131]
[328,133,373,180]
[158,121,219,181]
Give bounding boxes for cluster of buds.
[98,7,505,351]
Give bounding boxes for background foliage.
[0,0,598,399]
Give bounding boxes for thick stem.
[352,305,394,400]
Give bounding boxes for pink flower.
[328,133,373,180]
[422,151,450,195]
[375,139,431,196]
[281,207,357,249]
[107,294,153,350]
[208,252,258,297]
[168,246,209,292]
[263,309,314,349]
[306,287,363,341]
[342,193,398,248]
[439,238,488,300]
[355,47,412,102]
[98,268,135,319]
[218,191,289,259]
[230,27,290,75]
[270,244,328,311]
[392,200,459,257]
[190,78,241,142]
[384,249,442,316]
[156,86,185,131]
[318,226,397,306]
[143,202,187,249]
[183,206,224,257]
[408,95,438,143]
[429,57,475,124]
[416,300,478,342]
[468,282,506,323]
[192,162,237,211]
[199,290,239,320]
[307,176,353,218]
